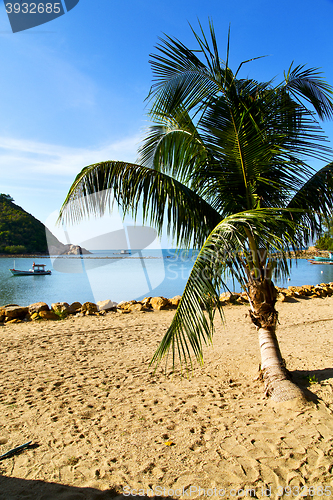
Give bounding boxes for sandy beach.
[0,296,332,499]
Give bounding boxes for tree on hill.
[315,217,333,250]
[0,195,50,254]
[60,22,333,402]
[0,194,14,202]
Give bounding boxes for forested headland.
[0,194,60,255]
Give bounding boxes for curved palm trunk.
[248,277,305,402]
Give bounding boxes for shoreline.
[0,248,331,259]
[0,297,332,498]
[1,282,333,321]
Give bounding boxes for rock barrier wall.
[1,283,333,324]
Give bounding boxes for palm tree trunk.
[248,277,305,402]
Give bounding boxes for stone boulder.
[128,303,144,312]
[39,310,59,320]
[277,292,287,302]
[150,296,169,310]
[236,295,248,304]
[0,306,6,321]
[81,302,98,315]
[97,299,117,311]
[219,292,235,304]
[48,243,92,256]
[140,297,152,308]
[68,302,82,314]
[117,300,137,310]
[4,306,29,320]
[28,302,49,314]
[169,295,182,307]
[51,302,70,314]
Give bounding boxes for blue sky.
[1,0,333,247]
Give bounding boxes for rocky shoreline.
[0,244,91,258]
[0,247,331,259]
[1,281,333,324]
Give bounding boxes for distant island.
[0,193,90,256]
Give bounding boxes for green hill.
[0,194,62,254]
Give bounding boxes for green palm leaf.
[59,161,222,249]
[284,63,333,120]
[150,208,298,371]
[137,107,209,184]
[286,161,333,240]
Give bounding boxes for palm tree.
[60,21,333,402]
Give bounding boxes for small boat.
[307,252,333,264]
[307,260,333,265]
[10,263,51,276]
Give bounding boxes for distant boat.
[10,263,51,276]
[120,250,131,255]
[307,253,333,265]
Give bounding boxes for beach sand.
[0,297,332,499]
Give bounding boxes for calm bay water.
[1,249,333,307]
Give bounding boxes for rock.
[219,292,235,304]
[65,244,91,255]
[6,318,22,323]
[277,292,287,302]
[30,312,40,320]
[28,302,49,314]
[141,297,152,307]
[117,300,137,310]
[97,299,117,311]
[299,285,315,296]
[169,295,182,307]
[48,243,92,256]
[51,302,70,314]
[0,308,5,322]
[81,302,98,315]
[129,303,144,312]
[4,306,29,320]
[39,310,59,320]
[68,302,82,314]
[284,291,297,301]
[150,296,169,310]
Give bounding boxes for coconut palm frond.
[148,23,229,117]
[284,63,333,120]
[59,161,222,249]
[286,161,333,241]
[150,208,299,370]
[137,107,209,184]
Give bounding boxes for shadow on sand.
[291,367,333,403]
[0,475,175,500]
[292,367,333,384]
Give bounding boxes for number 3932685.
[5,3,61,14]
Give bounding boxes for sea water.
[1,249,333,307]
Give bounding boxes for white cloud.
[0,134,140,178]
